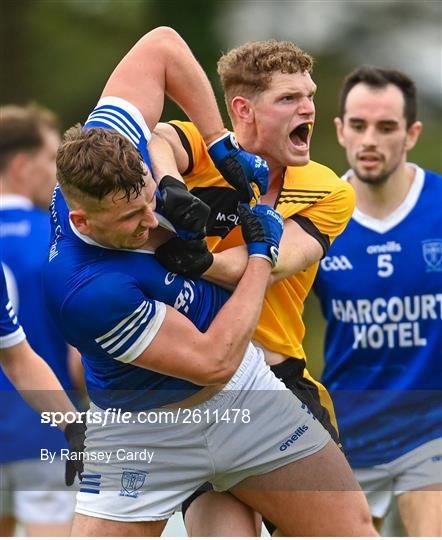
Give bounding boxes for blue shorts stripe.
[79,487,101,494]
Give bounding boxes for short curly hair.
[56,125,145,206]
[217,40,314,115]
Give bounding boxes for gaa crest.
[120,469,147,498]
[422,239,442,272]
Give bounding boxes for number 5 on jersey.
[377,253,394,278]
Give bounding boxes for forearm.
[203,247,249,290]
[204,221,323,288]
[1,340,77,430]
[161,36,227,146]
[149,133,183,182]
[133,257,272,385]
[202,257,271,381]
[102,27,226,143]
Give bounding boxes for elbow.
[192,357,236,386]
[143,27,184,52]
[149,26,180,40]
[202,366,235,385]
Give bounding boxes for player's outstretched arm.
[101,26,226,144]
[205,219,324,288]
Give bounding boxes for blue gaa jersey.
[0,264,25,348]
[0,196,73,463]
[43,186,230,411]
[314,165,442,468]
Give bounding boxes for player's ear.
[231,96,254,124]
[70,209,90,235]
[405,121,423,152]
[334,117,345,148]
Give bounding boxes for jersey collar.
[342,163,425,234]
[0,194,34,211]
[68,217,155,254]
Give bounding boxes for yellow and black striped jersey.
[170,120,356,362]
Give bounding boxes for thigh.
[184,491,261,537]
[230,440,376,537]
[210,357,331,492]
[71,512,167,537]
[397,486,442,536]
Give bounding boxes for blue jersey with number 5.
[314,165,442,467]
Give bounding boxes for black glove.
[64,421,86,486]
[155,237,214,280]
[158,176,210,240]
[237,203,284,267]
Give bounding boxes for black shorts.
[181,357,340,530]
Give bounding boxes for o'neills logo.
[366,241,402,255]
[279,425,309,451]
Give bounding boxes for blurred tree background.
[1,0,440,377]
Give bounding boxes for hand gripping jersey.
[0,264,25,348]
[0,196,71,462]
[44,186,229,411]
[314,166,442,467]
[167,121,355,425]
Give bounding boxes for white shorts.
[355,437,442,518]
[0,459,76,523]
[76,343,331,521]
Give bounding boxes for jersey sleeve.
[167,121,216,181]
[286,173,356,256]
[0,266,26,348]
[63,272,166,364]
[84,96,152,170]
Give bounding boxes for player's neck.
[0,178,31,201]
[350,162,415,220]
[260,167,285,207]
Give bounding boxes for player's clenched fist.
[157,175,210,240]
[155,237,214,280]
[238,203,284,267]
[208,132,269,203]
